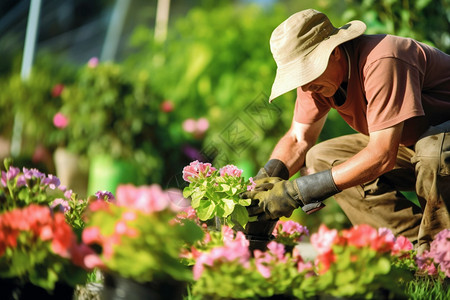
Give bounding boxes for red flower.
[51,84,64,98]
[160,100,174,113]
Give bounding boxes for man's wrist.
[263,159,290,180]
[293,169,340,213]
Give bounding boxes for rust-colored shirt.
[294,34,450,146]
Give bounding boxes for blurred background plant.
[0,0,448,232]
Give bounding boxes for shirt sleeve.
[293,89,331,124]
[363,57,425,132]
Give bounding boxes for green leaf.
[220,184,230,192]
[221,198,235,217]
[231,205,249,228]
[191,189,206,208]
[197,200,215,221]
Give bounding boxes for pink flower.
[82,227,103,245]
[310,224,338,254]
[247,177,256,191]
[53,112,69,129]
[182,119,197,133]
[88,57,99,68]
[196,118,209,133]
[276,220,309,237]
[182,160,216,183]
[115,184,170,214]
[193,231,250,280]
[219,165,243,177]
[392,236,413,255]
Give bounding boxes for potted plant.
[81,183,204,300]
[181,160,255,231]
[0,159,95,299]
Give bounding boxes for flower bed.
[1,158,448,299]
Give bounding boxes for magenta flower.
[88,57,99,68]
[23,167,45,180]
[95,190,115,201]
[182,160,216,183]
[42,174,61,190]
[428,229,450,277]
[219,164,243,177]
[53,112,69,129]
[51,198,70,213]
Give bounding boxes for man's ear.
[332,46,342,60]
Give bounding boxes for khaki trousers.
[305,121,450,253]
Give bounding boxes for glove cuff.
[293,169,340,214]
[261,159,290,180]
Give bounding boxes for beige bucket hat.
[269,9,366,102]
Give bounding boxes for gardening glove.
[242,169,340,221]
[253,159,290,181]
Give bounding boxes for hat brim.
[269,20,366,102]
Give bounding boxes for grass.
[403,277,449,300]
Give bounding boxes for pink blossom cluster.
[193,227,250,280]
[311,224,413,274]
[182,118,209,139]
[0,204,98,269]
[247,177,256,191]
[82,211,137,264]
[53,112,69,129]
[254,242,288,278]
[115,183,183,214]
[272,220,309,243]
[182,160,217,183]
[416,229,450,277]
[219,165,243,177]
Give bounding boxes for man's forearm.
[270,132,310,178]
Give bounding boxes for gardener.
[242,9,450,254]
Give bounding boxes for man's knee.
[305,141,336,172]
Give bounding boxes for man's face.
[300,48,346,97]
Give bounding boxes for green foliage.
[125,4,295,172]
[84,202,204,283]
[343,0,450,53]
[183,169,252,229]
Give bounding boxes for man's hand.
[244,179,300,220]
[253,159,290,181]
[242,169,341,221]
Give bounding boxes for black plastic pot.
[244,219,278,252]
[0,278,74,300]
[101,273,186,300]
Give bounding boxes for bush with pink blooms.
[182,161,255,229]
[189,225,314,299]
[272,220,309,248]
[301,224,415,299]
[416,229,450,279]
[82,183,204,283]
